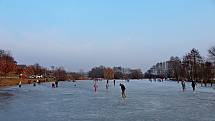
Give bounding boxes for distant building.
[146,61,170,78]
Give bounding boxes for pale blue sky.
[0,0,215,72]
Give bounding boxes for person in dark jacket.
[181,80,186,91]
[119,83,126,98]
[191,80,197,91]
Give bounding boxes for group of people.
[18,78,199,96]
[18,79,40,88]
[105,80,116,88]
[52,80,59,88]
[181,80,197,91]
[93,80,126,98]
[18,79,59,88]
[18,78,127,98]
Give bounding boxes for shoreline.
[1,78,214,88]
[0,78,55,88]
[0,78,90,88]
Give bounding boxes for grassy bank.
[0,78,55,88]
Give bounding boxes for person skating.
[181,80,186,91]
[119,83,126,98]
[191,80,196,91]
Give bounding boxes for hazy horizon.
[1,0,215,72]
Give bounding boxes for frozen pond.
[0,80,215,121]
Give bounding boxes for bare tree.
[183,48,203,81]
[208,45,215,61]
[168,56,182,80]
[208,45,215,84]
[0,50,17,77]
[104,68,114,79]
[54,67,67,81]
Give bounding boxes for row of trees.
[0,49,83,81]
[146,46,215,83]
[1,48,145,81]
[2,46,215,82]
[0,49,42,77]
[88,66,143,79]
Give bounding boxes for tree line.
[0,49,83,80]
[88,66,143,79]
[145,46,215,84]
[0,49,143,81]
